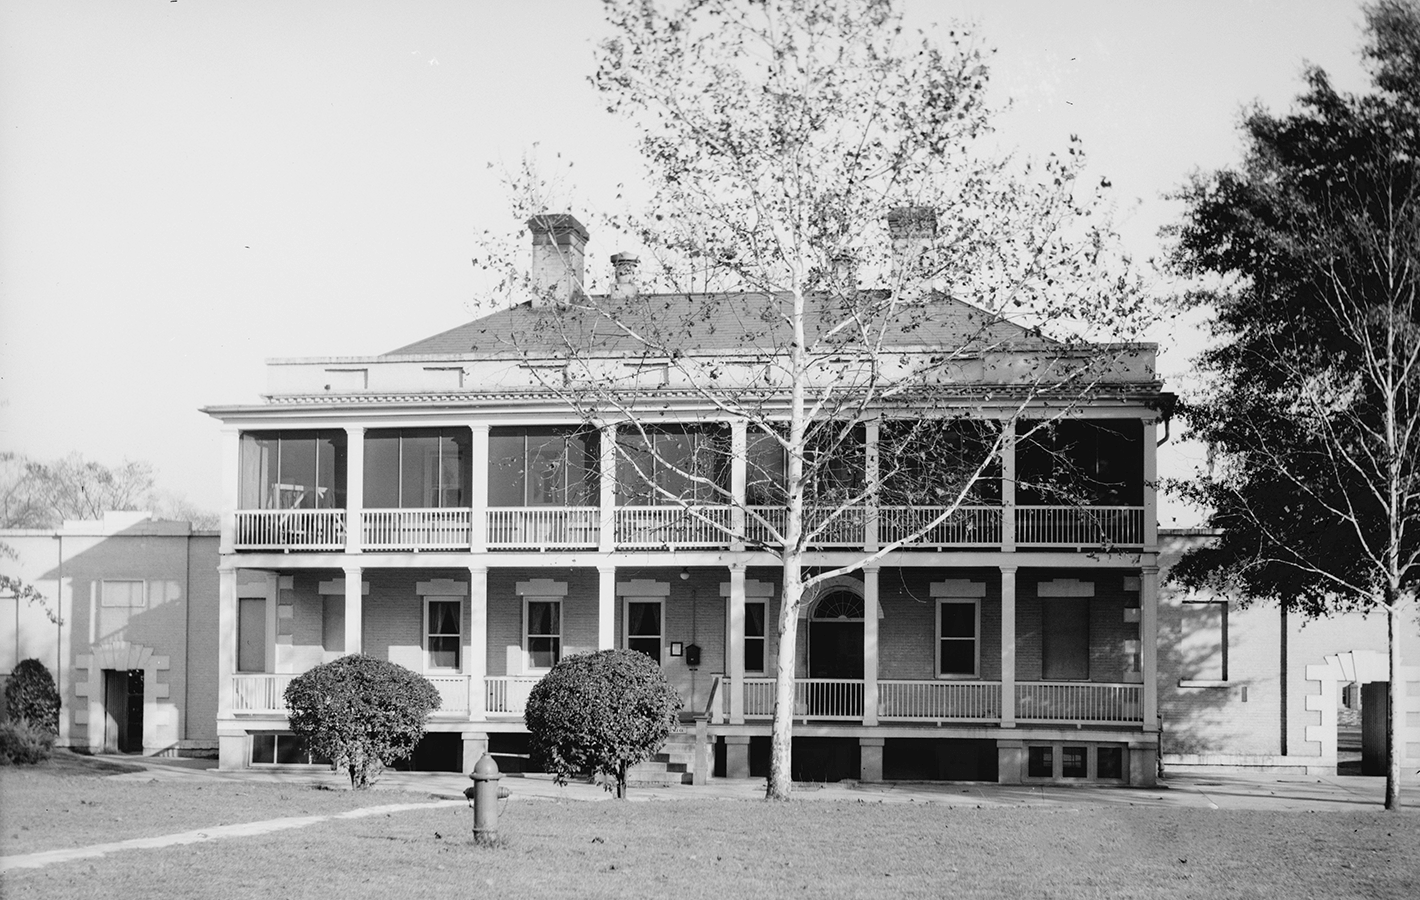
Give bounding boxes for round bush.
[283,655,441,789]
[0,720,55,765]
[524,649,683,798]
[4,658,60,735]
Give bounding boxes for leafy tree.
[1167,0,1419,810]
[0,451,216,530]
[3,658,60,735]
[0,541,61,626]
[283,655,441,789]
[523,649,683,799]
[478,0,1152,798]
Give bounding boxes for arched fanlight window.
[811,589,864,621]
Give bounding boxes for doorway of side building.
[103,669,144,754]
[807,589,864,717]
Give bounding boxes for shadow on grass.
[4,749,146,778]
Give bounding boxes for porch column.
[470,423,489,552]
[1000,419,1016,552]
[467,565,488,720]
[597,564,616,650]
[864,420,880,551]
[1141,565,1160,731]
[219,429,240,554]
[599,423,617,552]
[1142,419,1158,552]
[217,566,237,717]
[343,564,363,655]
[344,425,365,553]
[1000,565,1017,727]
[727,564,746,725]
[730,419,747,550]
[863,565,879,726]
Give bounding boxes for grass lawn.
[0,752,431,856]
[3,779,1417,899]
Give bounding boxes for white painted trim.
[522,596,563,673]
[516,578,569,598]
[618,578,670,598]
[930,579,986,599]
[318,577,369,596]
[416,579,468,596]
[623,596,665,665]
[423,595,464,673]
[719,578,775,599]
[1038,578,1095,598]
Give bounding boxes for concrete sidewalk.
[103,753,1417,812]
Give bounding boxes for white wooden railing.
[1015,682,1143,723]
[877,680,1002,721]
[231,674,295,712]
[1015,506,1144,547]
[877,506,1002,547]
[233,504,1146,551]
[615,506,732,547]
[363,509,471,550]
[423,675,472,713]
[736,677,864,720]
[484,675,544,715]
[486,508,600,549]
[234,510,345,550]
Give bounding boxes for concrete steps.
[626,732,698,786]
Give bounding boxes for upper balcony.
[230,419,1153,554]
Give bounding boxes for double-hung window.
[525,599,562,671]
[425,598,462,671]
[936,599,979,677]
[626,600,663,662]
[744,601,767,673]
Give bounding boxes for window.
[1096,746,1124,780]
[880,419,1001,505]
[745,601,767,673]
[239,430,346,509]
[616,426,729,505]
[489,427,598,506]
[804,424,864,501]
[1016,419,1144,506]
[1061,746,1088,778]
[101,580,146,608]
[1027,745,1053,778]
[936,599,979,677]
[1042,598,1090,680]
[364,428,470,508]
[251,732,328,766]
[525,600,562,671]
[746,430,787,506]
[626,600,663,662]
[425,599,462,670]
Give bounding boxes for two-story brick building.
[203,214,1172,785]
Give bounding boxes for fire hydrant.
[465,752,510,843]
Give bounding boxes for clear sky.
[0,0,1374,524]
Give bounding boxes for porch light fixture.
[680,567,690,580]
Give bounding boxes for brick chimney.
[886,206,938,289]
[610,252,640,300]
[527,213,589,308]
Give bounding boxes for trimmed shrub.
[4,658,60,735]
[524,649,683,798]
[0,719,56,765]
[283,655,440,789]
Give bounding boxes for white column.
[1143,419,1159,552]
[1000,564,1017,727]
[599,423,617,553]
[467,566,488,720]
[217,566,237,717]
[1000,419,1016,552]
[730,419,747,550]
[470,423,489,552]
[1141,565,1160,731]
[343,564,363,655]
[728,564,746,724]
[597,564,616,650]
[863,565,879,726]
[219,429,240,554]
[344,425,365,554]
[864,420,880,551]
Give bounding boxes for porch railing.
[738,677,864,720]
[424,675,472,714]
[615,506,732,548]
[877,506,1002,547]
[363,509,471,550]
[231,674,295,712]
[484,675,544,715]
[744,506,867,547]
[487,508,600,549]
[877,680,1002,721]
[234,510,346,550]
[1015,506,1144,547]
[1015,682,1143,723]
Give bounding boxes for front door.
[103,669,143,753]
[806,589,865,717]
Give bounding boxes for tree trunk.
[617,762,628,800]
[766,552,803,800]
[1385,599,1401,811]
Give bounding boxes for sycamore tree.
[476,0,1152,799]
[1167,0,1419,810]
